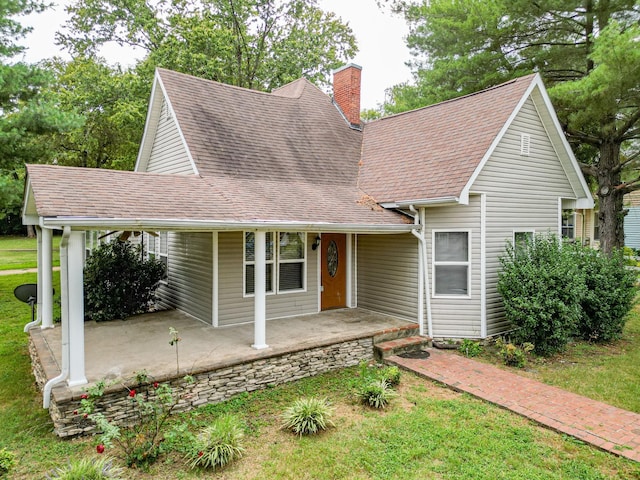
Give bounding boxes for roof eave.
[382,196,462,209]
[38,217,417,234]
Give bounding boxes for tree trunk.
[26,224,36,238]
[596,140,625,254]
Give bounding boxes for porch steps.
[372,323,421,344]
[374,335,432,361]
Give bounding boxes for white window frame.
[146,231,168,284]
[243,231,307,297]
[432,229,471,298]
[513,229,535,246]
[562,211,575,240]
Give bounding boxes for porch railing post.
[252,230,268,349]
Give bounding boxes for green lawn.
[1,273,639,478]
[0,235,61,271]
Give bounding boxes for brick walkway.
[389,348,640,463]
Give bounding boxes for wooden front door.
[321,233,347,310]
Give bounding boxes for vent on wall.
[520,133,531,156]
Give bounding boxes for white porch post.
[36,226,42,325]
[252,230,268,349]
[67,230,87,387]
[40,226,54,328]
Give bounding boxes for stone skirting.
[29,336,373,437]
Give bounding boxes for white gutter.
[39,217,417,234]
[382,196,461,209]
[409,205,433,338]
[43,226,71,408]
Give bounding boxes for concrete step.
[372,323,420,344]
[374,335,432,361]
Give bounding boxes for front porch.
[29,308,417,436]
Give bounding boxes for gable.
[146,98,195,174]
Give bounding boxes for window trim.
[243,231,307,297]
[146,231,168,285]
[513,229,535,246]
[432,229,471,299]
[562,210,575,240]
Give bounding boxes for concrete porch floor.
[32,308,415,393]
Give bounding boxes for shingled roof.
[359,74,536,204]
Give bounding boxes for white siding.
[472,97,576,336]
[625,207,640,249]
[424,196,482,338]
[146,99,194,174]
[357,233,419,322]
[158,232,213,323]
[218,232,319,326]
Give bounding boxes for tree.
[58,0,357,91]
[385,0,640,253]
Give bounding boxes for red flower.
[83,413,88,419]
[80,393,88,399]
[153,382,159,389]
[96,444,105,454]
[73,410,78,415]
[129,390,136,398]
[198,451,203,457]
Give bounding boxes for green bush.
[187,415,245,470]
[84,240,166,322]
[0,448,15,478]
[380,365,401,387]
[459,339,483,357]
[498,234,586,355]
[45,457,124,479]
[281,397,334,436]
[358,380,397,409]
[495,338,534,368]
[571,246,637,342]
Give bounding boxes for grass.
[1,270,639,478]
[0,235,61,271]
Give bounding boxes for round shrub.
[46,457,124,480]
[572,246,637,342]
[187,415,245,470]
[498,234,586,356]
[281,397,334,436]
[358,379,397,409]
[84,240,166,322]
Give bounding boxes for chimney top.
[333,64,362,128]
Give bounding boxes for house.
[22,64,593,406]
[624,192,640,250]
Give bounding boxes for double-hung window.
[433,231,470,296]
[146,231,168,270]
[244,232,306,296]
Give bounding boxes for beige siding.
[357,233,419,322]
[218,232,319,326]
[159,232,213,323]
[146,99,194,174]
[424,195,482,338]
[472,97,576,336]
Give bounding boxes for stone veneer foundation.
[29,336,373,437]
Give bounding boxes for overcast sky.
[18,0,413,109]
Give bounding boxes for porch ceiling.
[34,308,414,391]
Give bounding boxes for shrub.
[498,234,586,355]
[459,339,483,357]
[358,380,397,409]
[281,397,335,436]
[495,338,534,368]
[380,365,401,387]
[45,457,124,480]
[84,240,166,322]
[187,415,245,470]
[571,246,637,342]
[0,448,15,478]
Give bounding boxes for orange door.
[321,233,347,310]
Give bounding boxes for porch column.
[40,227,54,328]
[67,230,87,387]
[252,230,268,349]
[36,226,43,324]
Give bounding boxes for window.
[433,231,470,296]
[562,211,575,240]
[593,211,600,241]
[244,232,306,295]
[513,230,534,256]
[146,231,168,269]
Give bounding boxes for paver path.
[389,348,640,462]
[0,266,60,276]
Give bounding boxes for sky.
[17,0,413,110]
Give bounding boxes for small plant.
[495,337,534,368]
[46,457,124,479]
[380,365,401,387]
[169,327,181,374]
[358,379,397,409]
[459,339,483,357]
[0,448,15,478]
[186,415,245,470]
[281,397,335,436]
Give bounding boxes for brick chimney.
[333,64,362,127]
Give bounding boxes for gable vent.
[520,133,531,156]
